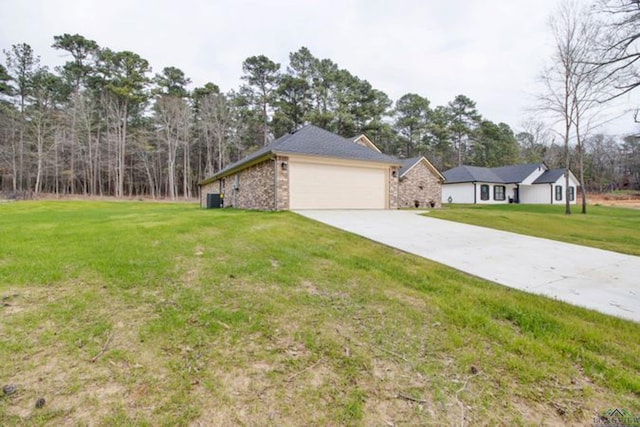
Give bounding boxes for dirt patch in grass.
[0,281,177,424]
[588,192,640,208]
[383,288,428,310]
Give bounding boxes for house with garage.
[441,163,579,205]
[398,156,444,208]
[198,125,443,210]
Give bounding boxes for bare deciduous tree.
[595,0,640,100]
[539,0,608,214]
[154,95,190,200]
[199,92,234,174]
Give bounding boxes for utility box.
[206,193,223,209]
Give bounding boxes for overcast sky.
[1,0,638,136]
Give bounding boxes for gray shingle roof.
[268,125,399,163]
[491,164,542,183]
[200,125,400,184]
[443,163,543,184]
[533,168,565,184]
[399,156,421,177]
[442,165,504,183]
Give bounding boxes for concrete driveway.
[296,210,640,323]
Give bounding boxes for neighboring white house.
[441,163,579,205]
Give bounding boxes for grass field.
[426,203,640,256]
[0,201,639,426]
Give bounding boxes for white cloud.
[1,0,637,135]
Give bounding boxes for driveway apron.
[296,210,640,323]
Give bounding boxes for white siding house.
[443,183,475,204]
[442,164,579,205]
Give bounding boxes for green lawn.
[426,203,640,256]
[0,201,639,426]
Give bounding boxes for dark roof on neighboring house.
[443,163,544,184]
[533,168,565,184]
[491,164,542,183]
[199,125,401,185]
[442,165,503,183]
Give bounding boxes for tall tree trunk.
[69,93,77,195]
[34,120,45,194]
[168,150,176,200]
[563,68,571,215]
[263,102,268,145]
[183,141,189,199]
[18,93,25,192]
[11,132,17,192]
[575,126,587,214]
[54,129,59,195]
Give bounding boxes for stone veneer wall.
[275,155,289,210]
[389,166,399,209]
[398,162,442,208]
[225,160,276,210]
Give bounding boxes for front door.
[513,187,520,203]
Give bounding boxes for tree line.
[0,38,522,199]
[1,1,640,200]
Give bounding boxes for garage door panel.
[289,161,386,209]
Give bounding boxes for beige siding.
[289,159,387,209]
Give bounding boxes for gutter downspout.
[473,182,477,204]
[550,183,553,204]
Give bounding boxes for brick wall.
[398,161,442,208]
[389,166,399,209]
[275,155,289,210]
[226,160,276,210]
[199,180,221,208]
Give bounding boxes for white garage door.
[289,161,387,209]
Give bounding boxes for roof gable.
[352,134,381,152]
[399,156,445,181]
[533,168,570,184]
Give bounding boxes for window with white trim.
[494,185,506,201]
